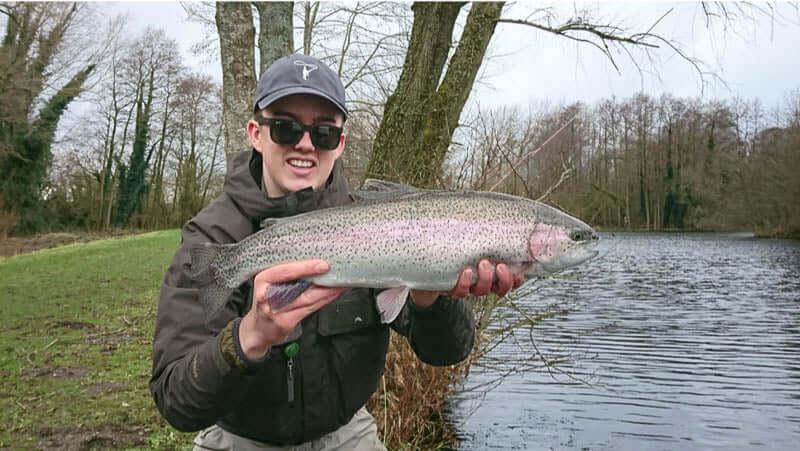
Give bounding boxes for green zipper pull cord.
[284,342,299,403]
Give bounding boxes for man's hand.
[410,259,525,308]
[238,260,346,360]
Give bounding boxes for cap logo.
[294,60,318,81]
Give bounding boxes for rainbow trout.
[191,187,598,323]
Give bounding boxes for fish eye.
[570,230,588,241]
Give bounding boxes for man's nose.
[295,130,315,151]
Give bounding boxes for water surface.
[450,233,800,450]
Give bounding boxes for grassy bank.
[0,230,192,449]
[0,231,464,449]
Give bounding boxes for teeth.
[288,159,313,168]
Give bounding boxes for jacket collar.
[223,150,351,225]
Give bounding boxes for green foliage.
[0,230,193,448]
[0,61,94,234]
[0,2,93,235]
[0,122,52,233]
[115,69,156,228]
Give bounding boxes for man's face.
[247,94,345,198]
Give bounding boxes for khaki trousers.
[192,407,387,451]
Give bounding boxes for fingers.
[450,267,473,298]
[254,259,330,285]
[492,263,514,297]
[270,287,344,325]
[278,286,347,314]
[470,260,494,296]
[455,260,526,299]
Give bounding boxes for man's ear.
[247,120,263,153]
[332,133,346,160]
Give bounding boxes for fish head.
[523,208,599,276]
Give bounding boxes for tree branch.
[489,115,577,192]
[496,16,666,72]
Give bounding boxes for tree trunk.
[365,2,504,188]
[215,2,256,154]
[364,2,465,185]
[303,2,320,55]
[254,2,294,74]
[416,2,503,188]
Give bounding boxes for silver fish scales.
[191,189,599,323]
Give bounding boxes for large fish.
[191,184,599,323]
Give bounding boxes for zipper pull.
[284,342,299,403]
[287,357,294,403]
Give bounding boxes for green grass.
[0,230,194,449]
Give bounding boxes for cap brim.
[255,86,348,118]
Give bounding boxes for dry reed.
[366,332,468,449]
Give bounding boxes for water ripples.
[451,233,800,450]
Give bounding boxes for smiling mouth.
[288,159,315,169]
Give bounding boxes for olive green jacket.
[149,150,476,445]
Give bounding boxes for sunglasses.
[255,117,343,151]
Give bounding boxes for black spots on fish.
[209,190,593,290]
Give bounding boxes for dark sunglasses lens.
[270,120,304,145]
[311,125,341,150]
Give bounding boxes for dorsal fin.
[362,178,419,193]
[351,179,424,203]
[260,217,284,229]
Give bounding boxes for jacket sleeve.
[390,295,476,366]
[149,220,260,432]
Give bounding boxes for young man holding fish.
[150,55,522,450]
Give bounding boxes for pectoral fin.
[265,279,313,312]
[376,286,410,323]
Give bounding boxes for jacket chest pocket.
[317,288,381,336]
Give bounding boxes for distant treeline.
[2,3,797,239]
[4,87,800,238]
[446,92,800,237]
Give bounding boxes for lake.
[449,232,800,450]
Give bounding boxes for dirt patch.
[49,320,96,330]
[0,233,81,257]
[35,423,146,450]
[19,366,88,379]
[85,381,127,397]
[84,328,141,354]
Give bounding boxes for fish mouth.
[536,241,599,273]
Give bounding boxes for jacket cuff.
[407,294,447,315]
[218,318,271,372]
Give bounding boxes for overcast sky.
[106,1,799,112]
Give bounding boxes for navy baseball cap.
[253,54,348,119]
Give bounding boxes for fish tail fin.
[190,242,223,285]
[190,242,233,318]
[376,286,411,323]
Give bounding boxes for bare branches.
[496,15,661,72]
[536,162,572,203]
[489,114,577,192]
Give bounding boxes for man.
[150,54,522,450]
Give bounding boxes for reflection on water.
[450,233,800,450]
